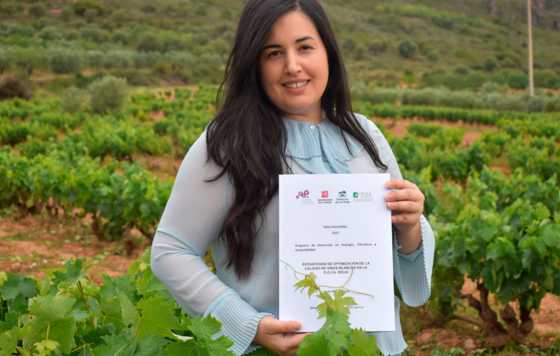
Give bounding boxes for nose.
[284,49,301,75]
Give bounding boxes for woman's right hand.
[254,316,308,355]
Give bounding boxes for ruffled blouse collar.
[282,116,363,174]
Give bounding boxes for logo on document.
[318,190,333,204]
[296,190,310,199]
[352,191,373,202]
[335,190,350,204]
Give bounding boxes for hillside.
[0,0,559,90]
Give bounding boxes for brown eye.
[265,50,282,59]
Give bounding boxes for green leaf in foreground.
[0,327,19,355]
[347,329,381,356]
[136,294,180,338]
[22,294,77,353]
[298,332,337,356]
[293,270,381,356]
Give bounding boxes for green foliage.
[72,0,106,17]
[0,254,235,355]
[434,168,560,333]
[48,50,81,74]
[89,76,128,114]
[1,0,559,89]
[60,86,84,113]
[28,3,47,18]
[293,273,381,356]
[398,40,417,59]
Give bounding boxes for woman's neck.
[282,109,324,124]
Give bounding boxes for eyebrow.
[262,36,315,51]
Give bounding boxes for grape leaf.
[23,317,76,354]
[28,294,76,322]
[165,341,205,356]
[118,291,139,327]
[187,315,222,340]
[0,275,36,300]
[347,329,381,356]
[51,259,84,287]
[136,294,180,338]
[134,335,168,356]
[0,327,19,355]
[92,333,137,356]
[294,273,319,297]
[298,333,337,356]
[34,339,59,356]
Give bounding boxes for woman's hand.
[254,316,308,356]
[384,179,424,253]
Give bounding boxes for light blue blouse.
[151,114,435,355]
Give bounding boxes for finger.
[269,320,302,334]
[283,332,309,350]
[392,214,420,225]
[386,201,422,213]
[384,179,416,190]
[385,185,423,200]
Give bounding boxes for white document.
[279,173,395,332]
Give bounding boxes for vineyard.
[0,84,558,355]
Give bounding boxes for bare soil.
[0,210,146,283]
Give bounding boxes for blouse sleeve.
[150,132,270,355]
[356,114,435,307]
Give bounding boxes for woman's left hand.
[384,179,424,252]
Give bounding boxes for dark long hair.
[206,0,387,279]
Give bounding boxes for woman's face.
[259,11,329,123]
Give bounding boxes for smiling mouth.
[283,80,310,89]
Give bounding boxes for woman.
[151,0,435,355]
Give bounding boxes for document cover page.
[279,173,395,332]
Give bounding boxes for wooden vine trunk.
[460,281,534,347]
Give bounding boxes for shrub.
[12,48,44,75]
[111,30,129,44]
[367,40,388,55]
[38,26,64,41]
[398,40,417,58]
[432,16,454,30]
[84,50,104,69]
[441,90,478,109]
[28,3,47,18]
[136,33,164,52]
[527,96,546,112]
[479,82,507,93]
[368,88,401,104]
[543,95,560,112]
[80,26,110,42]
[49,50,81,74]
[535,70,560,89]
[0,75,33,100]
[112,69,154,86]
[0,1,19,16]
[89,76,128,114]
[101,51,133,69]
[483,58,497,71]
[61,86,84,113]
[73,0,105,17]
